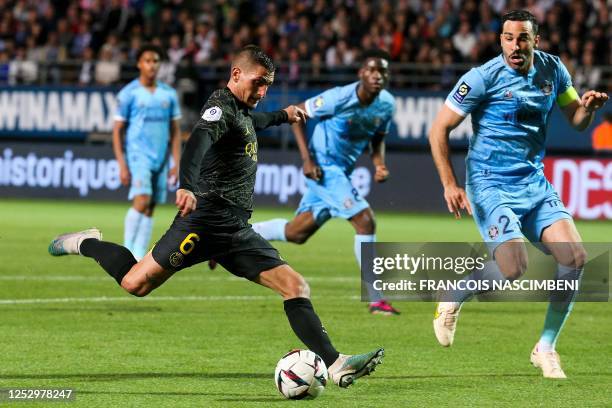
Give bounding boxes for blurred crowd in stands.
[0,0,609,91]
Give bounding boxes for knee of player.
[286,230,310,245]
[286,274,310,299]
[121,277,150,297]
[569,247,587,270]
[501,260,528,281]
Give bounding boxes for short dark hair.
[235,44,275,72]
[361,48,391,65]
[137,44,164,61]
[501,10,538,35]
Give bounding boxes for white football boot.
[48,228,102,256]
[327,348,384,388]
[530,344,567,379]
[433,302,462,347]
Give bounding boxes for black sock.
[283,297,340,367]
[80,238,136,285]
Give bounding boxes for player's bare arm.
[291,101,322,181]
[112,120,129,186]
[561,89,609,131]
[371,132,389,183]
[169,119,182,182]
[429,104,472,218]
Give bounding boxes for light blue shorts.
[467,176,572,250]
[296,164,370,225]
[127,155,168,204]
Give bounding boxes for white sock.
[354,234,382,303]
[133,214,153,260]
[124,207,143,253]
[252,219,288,241]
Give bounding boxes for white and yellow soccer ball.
[274,349,328,400]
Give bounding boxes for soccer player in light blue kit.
[429,10,608,378]
[252,49,399,315]
[113,45,182,260]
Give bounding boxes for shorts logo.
[488,225,499,240]
[452,82,472,103]
[344,198,354,209]
[169,251,184,267]
[202,106,222,121]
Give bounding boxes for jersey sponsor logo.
[169,251,184,267]
[202,106,222,121]
[452,82,472,104]
[487,225,499,240]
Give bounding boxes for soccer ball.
[274,349,328,399]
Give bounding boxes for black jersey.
[179,87,287,212]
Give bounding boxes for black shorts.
[152,196,286,280]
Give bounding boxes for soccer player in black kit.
[48,45,383,388]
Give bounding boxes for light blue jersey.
[305,81,395,174]
[445,51,577,246]
[445,51,573,186]
[296,83,395,224]
[115,79,181,170]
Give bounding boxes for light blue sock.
[132,214,153,260]
[124,207,143,253]
[448,260,507,304]
[539,264,582,352]
[252,219,288,241]
[355,234,383,302]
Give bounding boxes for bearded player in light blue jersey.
[429,10,608,378]
[112,45,182,260]
[252,49,399,316]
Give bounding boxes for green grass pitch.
[0,199,610,407]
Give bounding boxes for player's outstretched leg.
[256,264,384,388]
[433,240,526,346]
[49,228,172,296]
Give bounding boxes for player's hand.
[582,90,609,113]
[303,157,322,181]
[374,164,389,183]
[175,188,196,217]
[119,163,130,186]
[284,105,307,124]
[443,185,472,219]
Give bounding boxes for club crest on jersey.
[504,90,513,99]
[245,141,258,162]
[202,106,222,121]
[488,225,499,240]
[344,198,354,209]
[452,82,471,103]
[540,80,553,96]
[169,251,184,267]
[162,100,169,108]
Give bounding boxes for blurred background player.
[112,44,182,260]
[252,49,398,316]
[429,10,608,379]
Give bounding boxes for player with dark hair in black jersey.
[49,45,384,388]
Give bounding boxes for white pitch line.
[0,294,361,305]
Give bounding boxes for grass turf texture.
[0,199,610,407]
